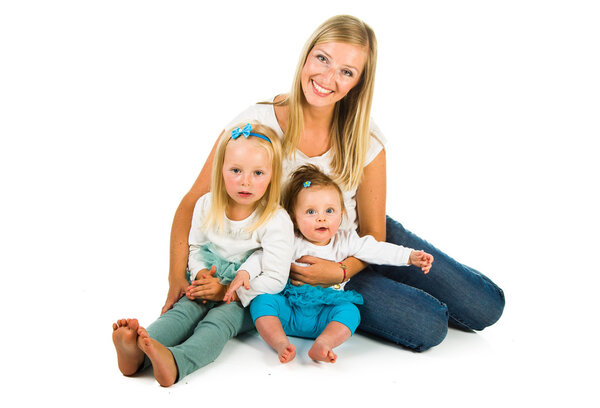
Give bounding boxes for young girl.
[227,165,434,364]
[112,123,293,386]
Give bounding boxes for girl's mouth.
[238,191,252,198]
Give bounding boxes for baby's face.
[293,185,343,246]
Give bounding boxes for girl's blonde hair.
[204,122,283,232]
[275,14,378,190]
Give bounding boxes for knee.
[249,294,282,321]
[410,302,449,352]
[454,284,505,331]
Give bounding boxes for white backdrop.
[1,1,598,406]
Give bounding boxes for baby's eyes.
[325,208,335,214]
[306,209,316,215]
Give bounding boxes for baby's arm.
[347,230,433,273]
[408,250,434,274]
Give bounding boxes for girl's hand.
[186,266,227,302]
[223,270,250,304]
[161,277,189,315]
[409,250,434,274]
[289,256,343,287]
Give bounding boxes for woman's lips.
[311,80,333,96]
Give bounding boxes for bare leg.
[112,318,144,376]
[255,316,296,363]
[137,326,178,387]
[308,321,351,363]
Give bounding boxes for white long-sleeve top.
[188,193,294,307]
[241,229,414,291]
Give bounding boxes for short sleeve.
[364,119,387,166]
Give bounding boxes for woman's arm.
[160,131,223,315]
[289,148,387,286]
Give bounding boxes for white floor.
[2,1,598,407]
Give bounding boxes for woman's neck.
[299,101,334,157]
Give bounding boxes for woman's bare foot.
[308,339,337,363]
[137,326,178,387]
[112,318,145,375]
[275,342,296,363]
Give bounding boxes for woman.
[162,15,504,351]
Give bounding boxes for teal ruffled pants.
[143,297,254,382]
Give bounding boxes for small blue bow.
[231,123,253,139]
[303,181,311,188]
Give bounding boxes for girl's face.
[301,42,367,109]
[293,185,343,246]
[222,137,272,213]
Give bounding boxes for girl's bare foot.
[137,326,178,387]
[112,318,144,375]
[275,342,296,363]
[308,339,337,363]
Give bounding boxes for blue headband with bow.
[231,123,272,144]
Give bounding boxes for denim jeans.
[344,216,505,351]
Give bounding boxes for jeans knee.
[412,303,449,352]
[453,284,505,331]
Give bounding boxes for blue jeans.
[344,216,505,351]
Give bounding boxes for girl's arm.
[289,149,387,286]
[160,131,223,315]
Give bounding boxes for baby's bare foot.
[308,340,337,363]
[137,326,178,387]
[275,342,296,363]
[112,318,144,376]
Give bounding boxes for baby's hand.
[223,270,250,304]
[409,250,434,274]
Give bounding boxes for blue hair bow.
[231,123,272,144]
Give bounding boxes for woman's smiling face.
[300,42,367,109]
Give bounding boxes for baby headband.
[231,123,272,144]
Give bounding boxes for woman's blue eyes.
[316,54,353,77]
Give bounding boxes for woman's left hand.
[186,265,227,302]
[289,256,343,287]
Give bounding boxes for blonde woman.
[112,123,293,386]
[162,15,504,352]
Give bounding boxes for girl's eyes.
[231,168,241,174]
[254,170,264,176]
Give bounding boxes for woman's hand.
[289,256,344,287]
[186,266,227,302]
[161,277,189,315]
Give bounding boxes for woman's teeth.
[313,80,333,94]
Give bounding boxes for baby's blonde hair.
[273,15,378,190]
[204,122,283,232]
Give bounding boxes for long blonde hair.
[204,122,283,233]
[276,15,378,190]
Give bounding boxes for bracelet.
[338,262,347,283]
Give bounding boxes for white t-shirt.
[188,193,294,306]
[242,229,414,290]
[227,99,386,232]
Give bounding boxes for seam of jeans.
[358,321,424,351]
